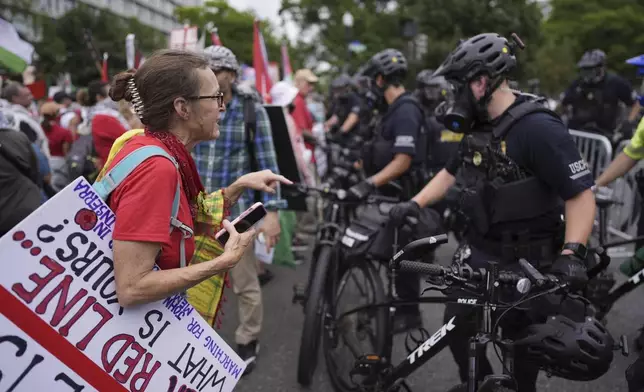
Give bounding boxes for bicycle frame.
[344,262,519,392]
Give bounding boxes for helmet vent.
[586,330,603,345]
[578,339,599,358]
[479,43,493,54]
[543,336,565,350]
[472,35,486,44]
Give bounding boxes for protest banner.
[0,177,245,391]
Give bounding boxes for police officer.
[389,33,596,392]
[325,74,362,144]
[561,49,641,140]
[415,70,461,175]
[346,49,428,332]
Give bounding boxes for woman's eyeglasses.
[188,92,224,107]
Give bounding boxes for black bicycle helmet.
[423,75,454,103]
[434,33,519,83]
[514,315,614,381]
[365,49,408,83]
[331,73,353,89]
[577,49,606,69]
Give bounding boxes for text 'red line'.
[0,286,127,391]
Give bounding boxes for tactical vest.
[363,95,429,199]
[457,99,561,240]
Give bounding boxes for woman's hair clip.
[127,76,145,119]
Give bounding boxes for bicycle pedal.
[292,284,307,305]
[350,354,384,377]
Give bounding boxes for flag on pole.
[252,19,273,103]
[0,17,34,73]
[211,27,222,46]
[101,52,109,82]
[125,33,135,69]
[281,43,293,82]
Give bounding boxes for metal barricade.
[606,140,644,243]
[568,129,613,179]
[567,130,634,255]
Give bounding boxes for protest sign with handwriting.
[0,177,245,392]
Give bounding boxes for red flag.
[211,28,222,46]
[252,20,272,103]
[100,53,109,82]
[135,50,143,69]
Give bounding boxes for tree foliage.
[542,0,644,89]
[174,0,300,70]
[280,0,544,82]
[33,5,166,86]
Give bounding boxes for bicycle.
[286,182,401,386]
[326,234,621,392]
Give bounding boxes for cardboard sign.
[0,177,245,391]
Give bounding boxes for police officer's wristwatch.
[562,242,588,259]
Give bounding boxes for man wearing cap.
[194,45,282,375]
[291,69,319,249]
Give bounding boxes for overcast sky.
[230,0,301,42]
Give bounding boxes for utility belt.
[468,229,563,266]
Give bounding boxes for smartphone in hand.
[215,202,267,246]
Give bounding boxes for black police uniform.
[442,95,594,392]
[364,91,428,315]
[563,72,637,135]
[365,92,428,197]
[330,91,363,145]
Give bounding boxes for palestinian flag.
[0,18,34,73]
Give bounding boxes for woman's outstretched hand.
[238,170,292,193]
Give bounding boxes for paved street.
[218,239,642,392]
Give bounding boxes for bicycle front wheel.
[324,260,387,391]
[297,245,333,386]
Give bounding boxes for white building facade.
[5,0,203,41]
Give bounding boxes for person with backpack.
[193,45,283,375]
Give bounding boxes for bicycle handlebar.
[398,260,561,289]
[285,183,400,204]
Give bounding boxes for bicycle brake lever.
[421,277,449,294]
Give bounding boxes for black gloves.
[551,253,588,289]
[389,200,421,226]
[347,179,376,201]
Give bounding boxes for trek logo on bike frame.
[407,316,456,364]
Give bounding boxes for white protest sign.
[169,26,198,51]
[0,177,245,392]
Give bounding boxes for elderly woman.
[104,49,290,308]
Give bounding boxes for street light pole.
[342,11,354,73]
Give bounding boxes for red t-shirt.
[44,123,73,157]
[291,93,315,162]
[106,136,195,270]
[92,114,128,169]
